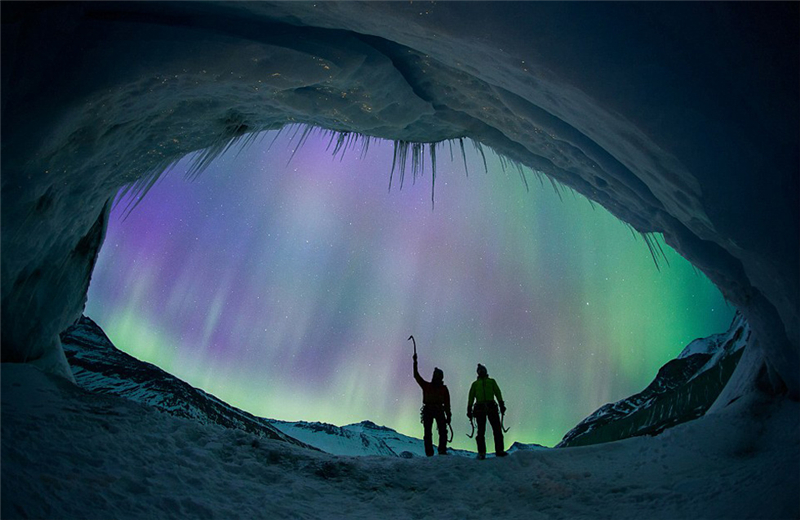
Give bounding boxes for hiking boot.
[496,451,508,457]
[477,453,486,460]
[438,451,450,455]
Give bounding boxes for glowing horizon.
[86,130,734,449]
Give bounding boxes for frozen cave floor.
[2,363,798,520]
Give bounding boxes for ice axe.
[408,335,417,360]
[501,412,510,433]
[466,416,475,439]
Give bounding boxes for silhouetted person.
[467,363,507,459]
[413,351,451,456]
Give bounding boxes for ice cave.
[2,2,798,518]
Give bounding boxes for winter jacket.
[414,362,451,413]
[468,376,503,408]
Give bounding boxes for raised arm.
[413,354,424,386]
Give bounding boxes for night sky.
[86,130,733,449]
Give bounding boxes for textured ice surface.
[2,3,796,392]
[1,1,797,424]
[2,4,798,515]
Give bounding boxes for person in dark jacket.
[413,351,451,456]
[467,363,507,459]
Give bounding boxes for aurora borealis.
[85,130,733,449]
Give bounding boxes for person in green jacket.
[467,363,507,459]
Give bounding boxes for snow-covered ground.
[3,363,797,519]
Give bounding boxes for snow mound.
[3,363,797,519]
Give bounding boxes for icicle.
[360,135,371,159]
[532,169,545,188]
[471,140,489,173]
[325,129,339,152]
[641,232,664,271]
[429,142,438,210]
[390,140,410,190]
[400,141,410,189]
[515,162,530,192]
[548,177,564,201]
[653,233,670,268]
[336,132,357,161]
[120,163,169,220]
[285,124,310,166]
[266,126,285,151]
[331,131,349,158]
[296,125,316,153]
[389,140,399,191]
[415,142,425,183]
[459,138,469,178]
[410,143,419,183]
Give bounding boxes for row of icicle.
[114,123,670,269]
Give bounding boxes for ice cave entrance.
[84,130,733,450]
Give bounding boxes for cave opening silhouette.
[2,3,798,517]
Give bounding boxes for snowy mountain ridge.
[558,312,749,447]
[60,315,543,458]
[266,418,457,458]
[60,316,313,449]
[266,418,546,458]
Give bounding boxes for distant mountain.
[264,419,400,457]
[62,312,747,455]
[267,418,547,458]
[265,418,540,458]
[60,315,546,458]
[557,312,749,448]
[60,316,313,449]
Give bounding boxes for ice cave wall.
[1,3,798,399]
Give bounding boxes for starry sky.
[86,129,734,449]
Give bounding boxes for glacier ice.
[1,3,799,516]
[1,3,797,412]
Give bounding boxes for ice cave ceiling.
[1,2,798,401]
